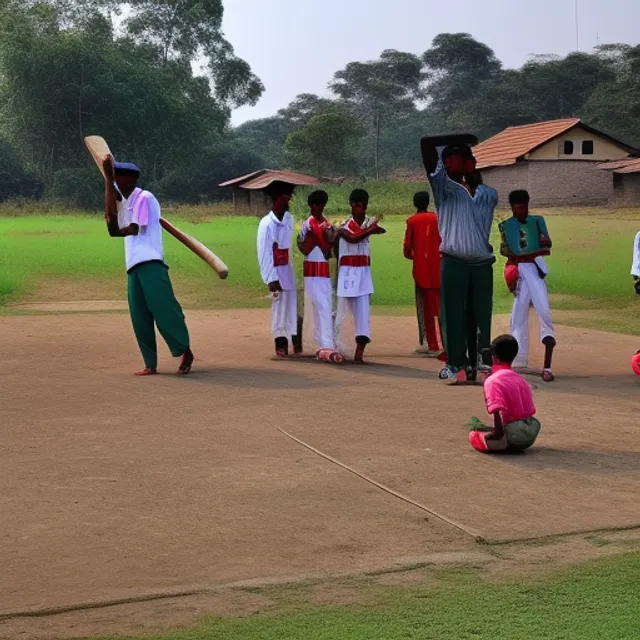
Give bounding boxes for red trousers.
[416,286,441,351]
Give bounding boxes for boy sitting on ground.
[468,334,541,453]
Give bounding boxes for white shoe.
[438,365,462,385]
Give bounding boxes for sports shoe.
[439,365,461,384]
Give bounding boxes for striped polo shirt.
[429,162,498,262]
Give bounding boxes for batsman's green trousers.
[440,254,494,370]
[127,261,190,369]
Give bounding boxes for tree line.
[1,4,639,207]
[235,34,640,181]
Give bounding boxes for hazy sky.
[223,0,639,125]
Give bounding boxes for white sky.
[223,0,640,125]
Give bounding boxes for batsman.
[103,156,194,376]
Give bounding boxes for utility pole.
[575,0,580,51]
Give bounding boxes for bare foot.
[134,368,157,377]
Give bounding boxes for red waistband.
[340,255,371,267]
[273,247,289,266]
[303,261,330,278]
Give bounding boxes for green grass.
[97,552,640,640]
[2,201,640,333]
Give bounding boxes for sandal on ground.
[178,349,194,374]
[542,369,555,382]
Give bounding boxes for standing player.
[631,230,640,294]
[421,137,498,384]
[500,190,556,382]
[403,191,443,356]
[257,181,300,358]
[335,189,386,362]
[102,158,194,376]
[297,190,343,363]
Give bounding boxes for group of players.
[104,136,619,455]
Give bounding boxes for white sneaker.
[439,365,462,385]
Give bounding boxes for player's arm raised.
[102,156,138,238]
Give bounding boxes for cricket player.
[403,191,443,356]
[631,230,640,294]
[103,158,194,375]
[421,137,498,384]
[335,189,385,362]
[257,181,300,357]
[297,190,343,363]
[468,334,541,453]
[501,190,556,382]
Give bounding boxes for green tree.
[284,111,363,177]
[124,0,263,109]
[423,33,501,112]
[0,1,228,186]
[329,49,426,178]
[583,44,640,146]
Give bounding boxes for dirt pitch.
[1,309,640,639]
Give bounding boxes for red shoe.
[178,349,194,374]
[134,368,157,376]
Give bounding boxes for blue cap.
[114,161,140,176]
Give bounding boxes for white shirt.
[631,231,640,277]
[257,211,295,291]
[337,217,374,298]
[118,188,164,272]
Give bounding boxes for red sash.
[303,262,330,278]
[340,255,371,267]
[273,247,289,266]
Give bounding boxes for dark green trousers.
[127,261,190,369]
[440,255,493,369]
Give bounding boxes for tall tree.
[423,33,501,112]
[330,49,425,178]
[284,110,363,177]
[124,0,263,109]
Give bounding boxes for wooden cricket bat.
[84,136,229,280]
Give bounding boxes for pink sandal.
[542,369,555,382]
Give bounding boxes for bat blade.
[84,135,112,176]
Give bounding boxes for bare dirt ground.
[1,309,640,639]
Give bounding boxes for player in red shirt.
[403,192,444,357]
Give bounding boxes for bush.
[48,168,104,210]
[154,141,264,204]
[0,140,43,201]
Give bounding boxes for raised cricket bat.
[84,136,229,279]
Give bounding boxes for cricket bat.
[84,136,229,280]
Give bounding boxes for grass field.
[96,552,640,640]
[2,202,640,332]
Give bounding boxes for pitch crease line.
[279,428,484,542]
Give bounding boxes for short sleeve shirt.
[484,367,536,425]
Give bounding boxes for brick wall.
[528,161,613,206]
[481,161,614,206]
[481,164,530,206]
[611,174,640,207]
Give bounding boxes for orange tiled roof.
[219,169,319,189]
[474,119,581,169]
[599,158,640,174]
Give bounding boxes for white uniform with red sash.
[257,211,297,339]
[299,216,336,351]
[335,217,374,347]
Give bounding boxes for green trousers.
[127,261,190,369]
[440,255,493,369]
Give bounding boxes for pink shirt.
[484,366,536,425]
